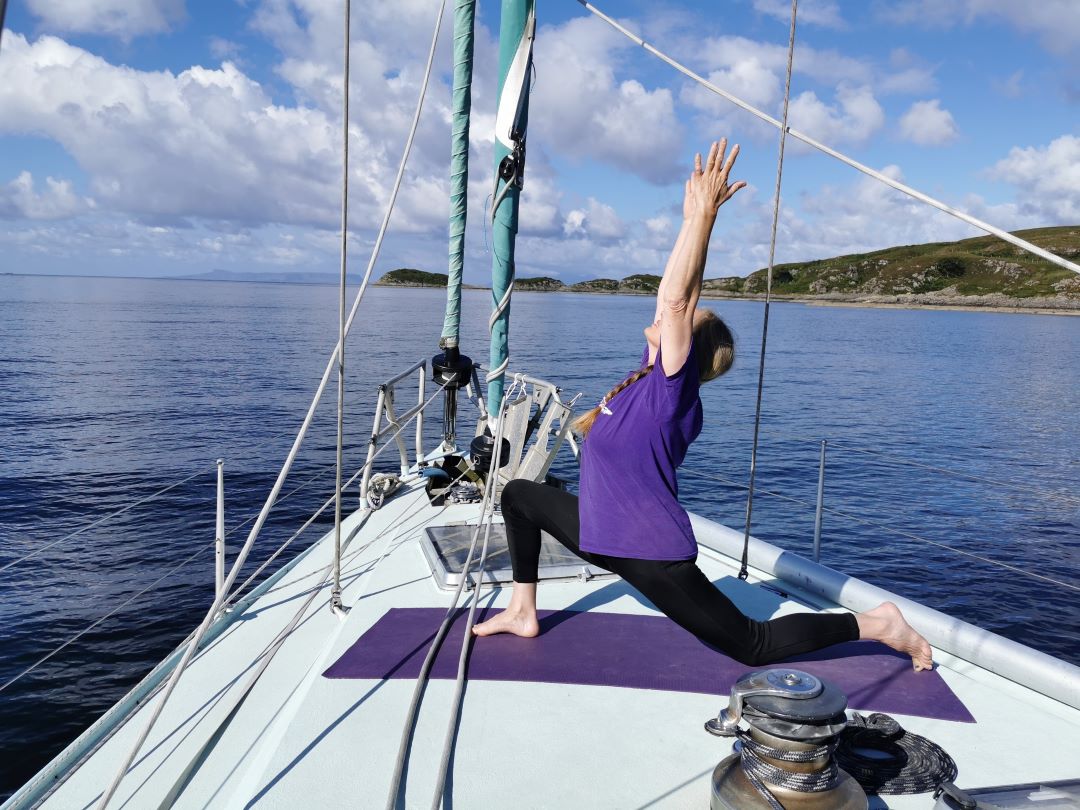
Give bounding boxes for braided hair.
[571,310,735,439]
[571,364,653,438]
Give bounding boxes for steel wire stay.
[682,468,1080,595]
[703,429,1080,509]
[0,466,215,576]
[574,0,1080,275]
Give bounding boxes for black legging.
[502,478,859,666]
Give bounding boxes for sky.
[0,0,1078,284]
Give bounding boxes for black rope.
[735,730,840,809]
[836,713,958,795]
[0,0,8,52]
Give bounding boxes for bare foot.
[472,608,540,638]
[858,602,933,671]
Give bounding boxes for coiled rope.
[836,713,958,795]
[735,730,840,809]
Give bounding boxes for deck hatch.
[421,523,615,588]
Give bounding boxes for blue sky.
[0,0,1077,283]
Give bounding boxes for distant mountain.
[181,269,340,285]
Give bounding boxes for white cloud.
[752,0,845,29]
[563,198,625,240]
[898,99,959,146]
[25,0,185,39]
[880,0,1080,56]
[0,34,347,228]
[788,85,884,145]
[208,37,242,61]
[878,49,938,95]
[987,135,1080,224]
[530,16,684,185]
[0,172,95,220]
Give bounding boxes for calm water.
[1,275,1078,797]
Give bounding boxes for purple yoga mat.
[323,608,974,723]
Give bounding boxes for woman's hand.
[688,138,747,219]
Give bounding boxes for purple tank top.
[579,338,702,560]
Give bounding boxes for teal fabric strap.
[441,0,476,349]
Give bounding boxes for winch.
[706,668,867,810]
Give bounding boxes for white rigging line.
[574,0,1080,276]
[94,0,450,804]
[740,0,798,582]
[0,466,214,576]
[332,0,353,616]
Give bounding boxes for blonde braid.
[571,364,654,439]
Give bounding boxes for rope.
[739,0,798,581]
[683,468,1080,594]
[385,394,512,810]
[332,0,353,613]
[94,1,450,804]
[735,730,840,809]
[430,376,523,809]
[0,466,214,576]
[573,1,1080,275]
[836,713,957,795]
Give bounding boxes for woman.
[474,139,932,671]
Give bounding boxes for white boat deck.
[15,480,1080,809]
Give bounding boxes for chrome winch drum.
[706,668,867,810]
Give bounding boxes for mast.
[432,0,477,450]
[486,0,535,422]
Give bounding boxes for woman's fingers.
[722,180,748,203]
[694,152,703,174]
[720,143,740,180]
[705,140,720,172]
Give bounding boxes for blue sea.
[1,274,1078,798]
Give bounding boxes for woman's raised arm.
[655,139,745,376]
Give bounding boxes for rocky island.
[377,226,1080,313]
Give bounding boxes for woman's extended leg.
[613,558,932,670]
[473,479,611,638]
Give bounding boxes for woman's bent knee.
[500,478,532,513]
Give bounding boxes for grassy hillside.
[708,226,1080,300]
[378,268,448,287]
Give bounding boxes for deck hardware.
[705,669,825,736]
[707,668,865,808]
[934,781,976,809]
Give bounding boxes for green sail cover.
[440,0,476,349]
[487,0,535,419]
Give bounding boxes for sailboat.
[3,1,1080,808]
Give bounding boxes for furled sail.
[486,0,535,420]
